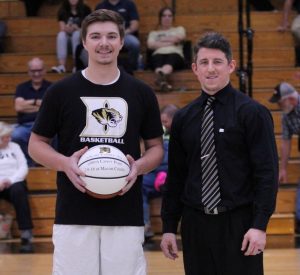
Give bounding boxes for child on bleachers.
[142,104,179,240]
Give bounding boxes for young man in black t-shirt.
[29,9,163,275]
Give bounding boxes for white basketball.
[78,145,130,199]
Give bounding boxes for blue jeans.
[11,122,35,167]
[124,34,140,71]
[57,30,81,60]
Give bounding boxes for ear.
[228,59,236,74]
[82,39,87,50]
[191,62,198,76]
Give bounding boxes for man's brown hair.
[81,9,125,42]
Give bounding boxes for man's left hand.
[119,154,138,195]
[241,228,266,256]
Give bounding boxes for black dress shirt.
[161,83,278,233]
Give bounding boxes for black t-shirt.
[58,4,91,26]
[95,0,139,35]
[32,70,163,226]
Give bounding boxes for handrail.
[237,0,254,97]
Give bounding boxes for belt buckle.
[204,207,218,215]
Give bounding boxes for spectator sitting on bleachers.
[147,7,186,92]
[269,82,300,233]
[142,104,179,240]
[12,57,52,167]
[0,20,6,53]
[0,121,34,253]
[51,0,91,73]
[277,0,300,66]
[95,0,141,72]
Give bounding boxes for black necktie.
[201,96,221,210]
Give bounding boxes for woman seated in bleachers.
[51,0,91,73]
[147,7,186,92]
[0,121,34,253]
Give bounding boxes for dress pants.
[181,205,263,275]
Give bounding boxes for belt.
[199,206,228,215]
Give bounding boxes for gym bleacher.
[0,0,298,246]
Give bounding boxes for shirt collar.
[200,82,233,106]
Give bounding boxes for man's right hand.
[160,233,179,260]
[62,147,89,192]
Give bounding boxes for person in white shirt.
[0,121,34,253]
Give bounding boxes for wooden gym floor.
[0,236,299,275]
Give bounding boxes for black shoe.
[19,238,34,253]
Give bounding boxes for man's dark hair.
[193,32,232,63]
[81,9,125,42]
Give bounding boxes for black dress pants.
[181,205,263,275]
[0,181,33,230]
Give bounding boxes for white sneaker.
[51,65,66,73]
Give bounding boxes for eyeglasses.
[29,69,44,74]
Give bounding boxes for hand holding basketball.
[119,154,137,195]
[63,146,89,193]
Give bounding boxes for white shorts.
[52,225,146,275]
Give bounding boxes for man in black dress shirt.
[160,32,278,275]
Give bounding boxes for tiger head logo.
[92,107,123,132]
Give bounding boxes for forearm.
[148,40,173,50]
[162,35,183,44]
[28,134,67,171]
[15,99,39,113]
[126,20,138,34]
[280,138,291,169]
[135,142,164,176]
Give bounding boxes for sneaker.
[159,81,172,92]
[51,65,66,74]
[19,238,34,253]
[154,71,166,87]
[155,71,172,92]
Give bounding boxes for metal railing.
[237,0,254,97]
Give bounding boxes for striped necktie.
[201,96,221,210]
